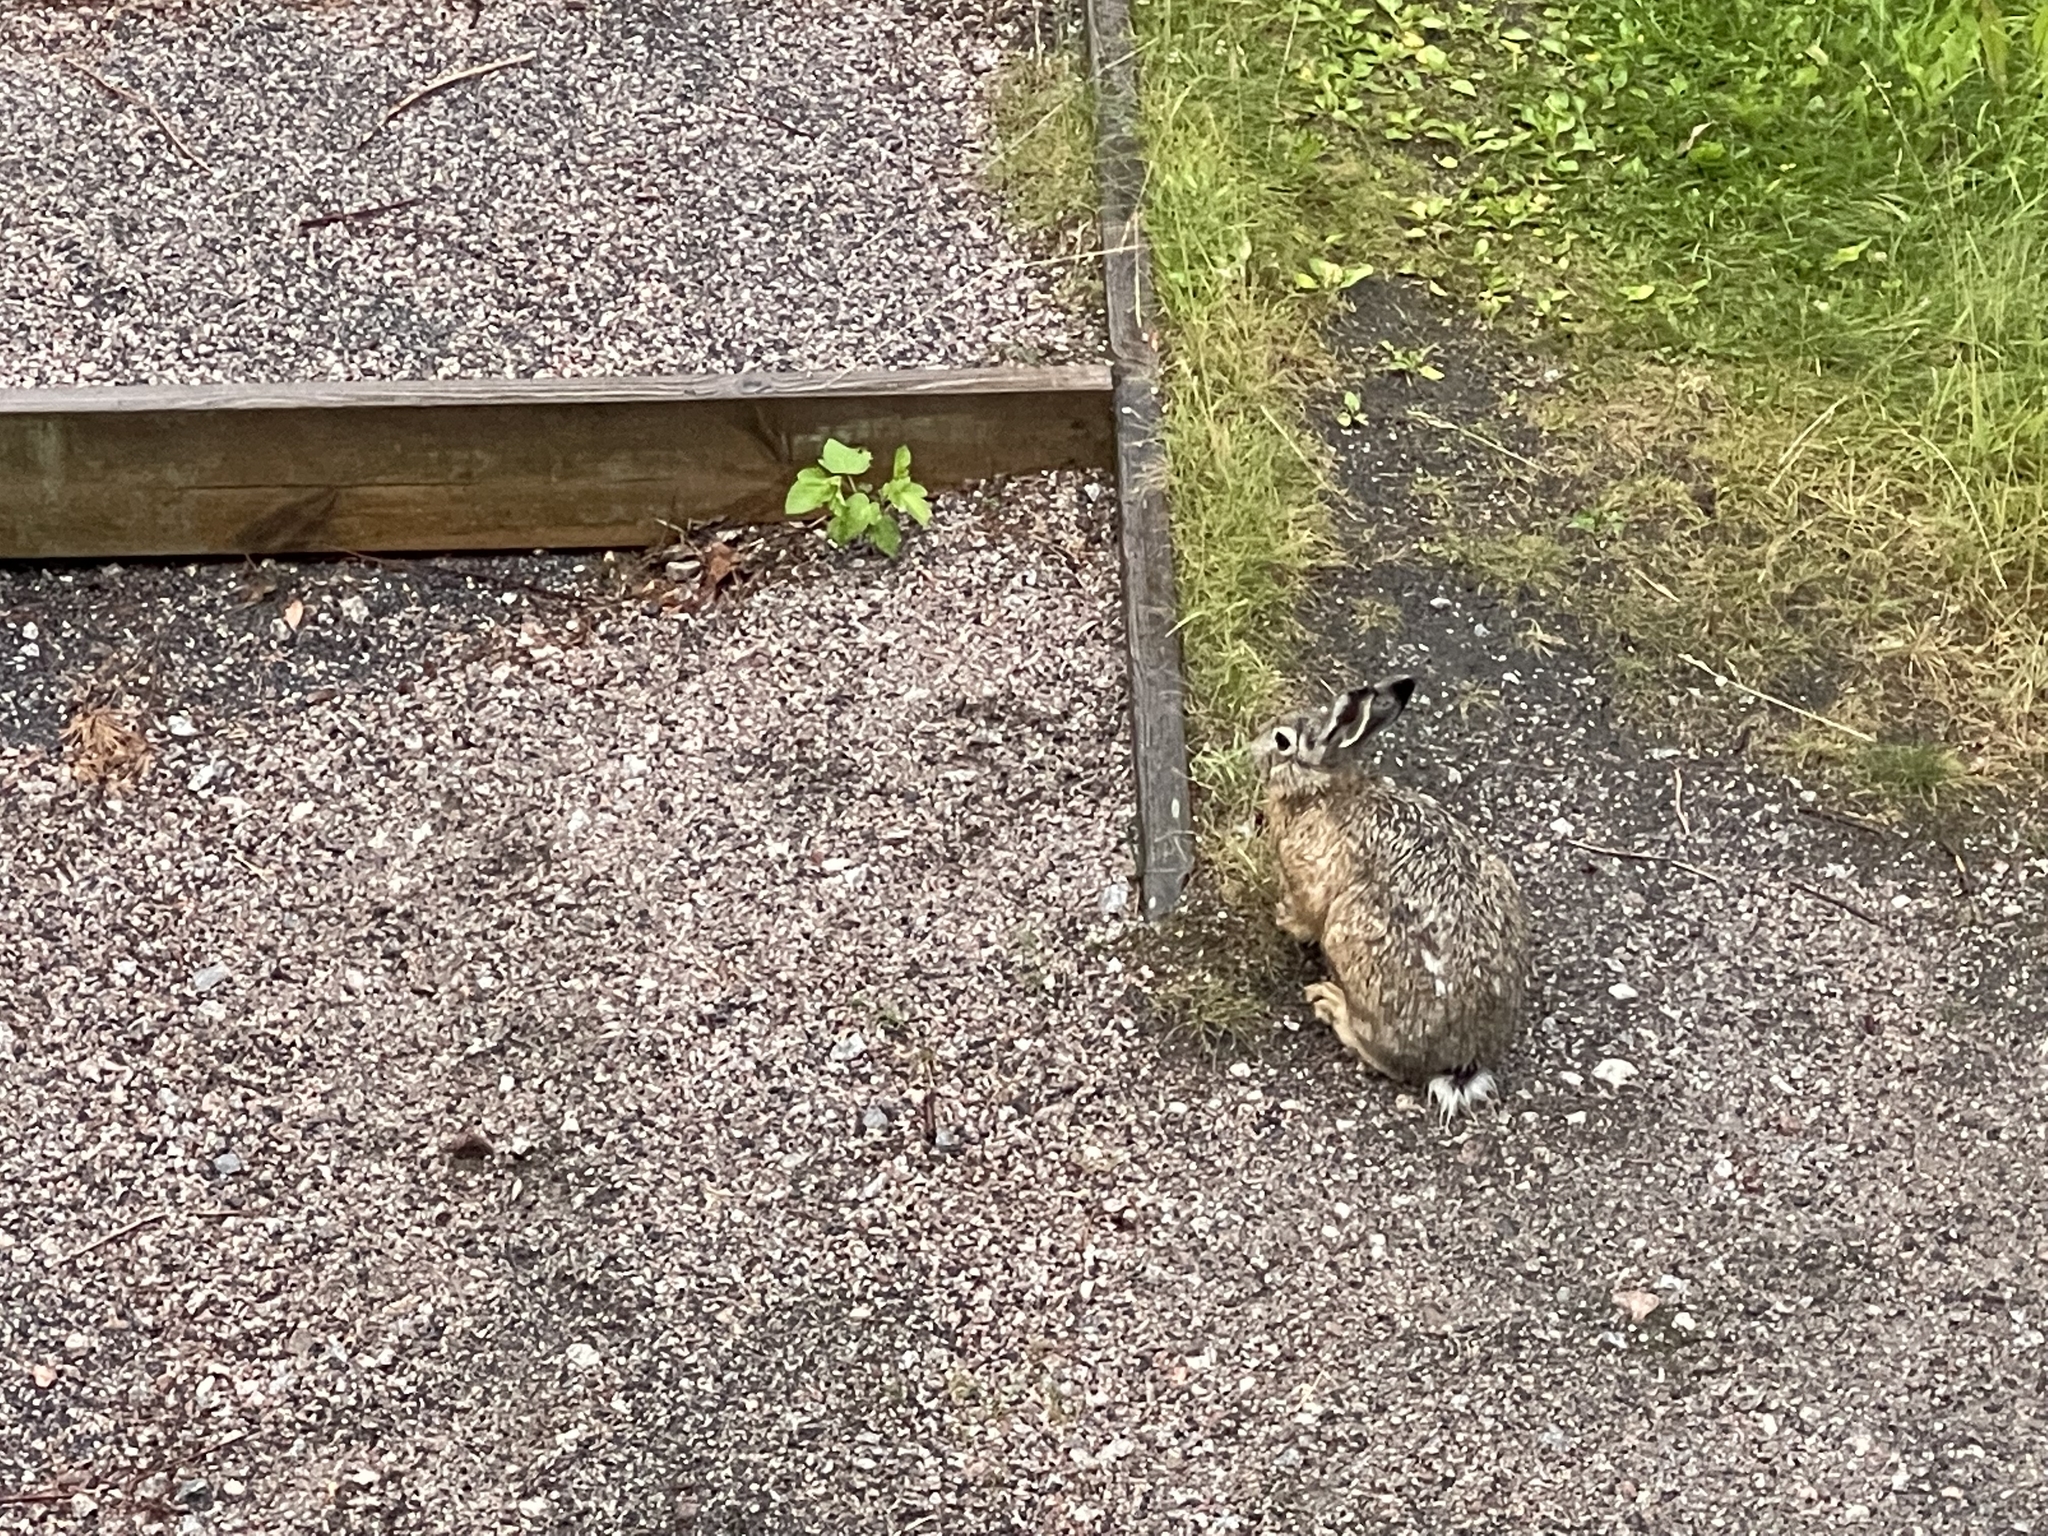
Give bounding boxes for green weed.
[785,440,931,557]
[1858,741,1971,801]
[988,49,1102,314]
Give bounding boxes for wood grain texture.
[0,370,1114,560]
[0,364,1112,415]
[1087,0,1196,920]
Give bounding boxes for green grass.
[1131,3,1337,793]
[996,4,2048,800]
[987,52,1100,270]
[1279,0,2048,785]
[1124,0,2048,792]
[994,16,1348,890]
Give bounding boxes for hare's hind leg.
[1305,982,1404,1081]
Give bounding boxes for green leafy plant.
[1293,254,1375,291]
[1374,341,1444,381]
[784,439,932,557]
[1567,503,1627,539]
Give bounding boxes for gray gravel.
[5,471,2046,1532]
[0,0,1097,387]
[2,305,2046,1531]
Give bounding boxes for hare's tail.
[1426,1067,1498,1124]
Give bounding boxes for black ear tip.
[1384,675,1418,706]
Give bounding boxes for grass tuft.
[1858,741,1971,803]
[1132,883,1311,1056]
[987,51,1099,261]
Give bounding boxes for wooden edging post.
[1085,0,1196,920]
[0,366,1114,561]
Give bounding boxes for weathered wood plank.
[0,363,1113,415]
[0,368,1115,560]
[1087,0,1196,920]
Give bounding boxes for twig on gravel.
[1563,837,1728,888]
[230,850,276,883]
[1671,766,1690,838]
[194,1429,254,1461]
[1567,835,1891,928]
[1795,801,1897,837]
[1677,652,1877,744]
[358,51,536,148]
[1937,836,1978,897]
[1784,877,1887,927]
[61,1208,245,1267]
[298,196,424,232]
[720,103,815,140]
[62,59,211,172]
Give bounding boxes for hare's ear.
[1318,687,1376,750]
[1326,675,1415,750]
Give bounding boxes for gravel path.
[2,286,2045,1533]
[4,470,2045,1533]
[0,0,1096,388]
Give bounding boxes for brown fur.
[1254,679,1530,1095]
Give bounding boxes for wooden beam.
[0,365,1114,561]
[1087,0,1196,921]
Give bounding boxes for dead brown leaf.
[695,540,742,602]
[1613,1287,1662,1324]
[443,1129,495,1160]
[62,704,152,789]
[283,596,305,631]
[647,539,747,616]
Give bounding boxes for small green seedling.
[1375,341,1445,381]
[784,439,932,557]
[1293,255,1375,292]
[1568,504,1628,537]
[1335,389,1364,427]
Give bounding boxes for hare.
[1253,676,1529,1121]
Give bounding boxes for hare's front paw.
[1304,980,1348,1031]
[1306,982,1372,1065]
